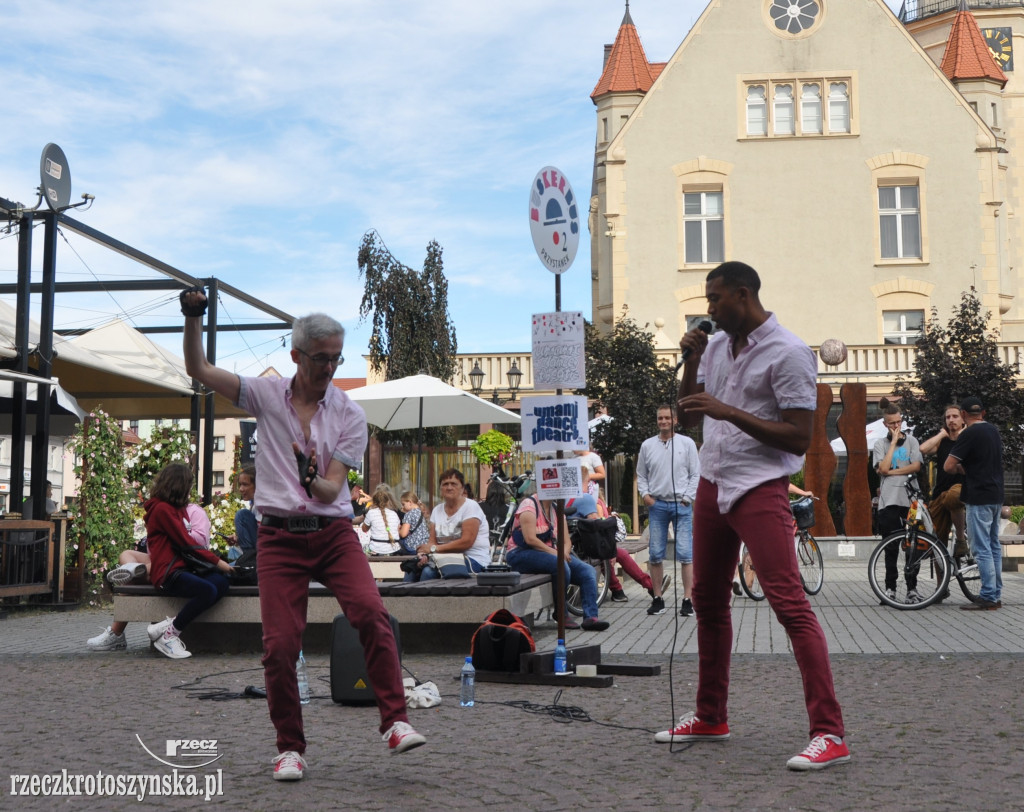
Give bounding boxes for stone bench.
[111,573,554,654]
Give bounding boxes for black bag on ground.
[470,608,536,672]
[571,516,618,559]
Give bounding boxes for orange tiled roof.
[592,6,659,99]
[940,1,1007,86]
[333,378,366,392]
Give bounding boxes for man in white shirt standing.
[636,404,700,617]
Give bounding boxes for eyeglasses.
[296,348,343,367]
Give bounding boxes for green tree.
[357,230,458,447]
[578,313,680,463]
[892,288,1024,458]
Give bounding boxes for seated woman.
[506,481,610,632]
[361,484,401,555]
[398,490,429,555]
[87,502,212,652]
[144,462,233,659]
[407,469,490,582]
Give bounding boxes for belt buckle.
[286,516,320,533]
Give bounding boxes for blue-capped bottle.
[554,638,567,674]
[297,650,311,705]
[460,657,476,707]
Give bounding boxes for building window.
[773,84,795,135]
[991,102,998,128]
[768,0,821,35]
[746,85,767,136]
[129,420,139,434]
[828,82,850,133]
[883,310,924,345]
[683,191,725,264]
[602,117,609,142]
[879,185,921,259]
[801,83,822,134]
[213,436,226,452]
[212,471,225,488]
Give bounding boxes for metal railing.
[899,0,1024,23]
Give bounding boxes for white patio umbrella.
[346,374,520,431]
[830,417,912,456]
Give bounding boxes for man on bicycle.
[667,260,848,772]
[874,404,924,603]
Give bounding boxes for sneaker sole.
[153,640,191,659]
[647,608,667,616]
[654,731,730,743]
[390,735,426,755]
[273,770,304,781]
[87,641,127,651]
[787,753,851,771]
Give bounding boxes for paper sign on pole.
[533,457,583,500]
[520,395,590,454]
[532,311,585,390]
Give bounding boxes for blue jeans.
[506,547,600,618]
[160,570,230,630]
[647,500,693,564]
[966,503,1003,602]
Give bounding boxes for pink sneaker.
[786,735,851,771]
[654,712,730,743]
[384,721,426,754]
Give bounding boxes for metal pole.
[10,213,33,515]
[202,279,218,504]
[554,274,566,640]
[31,213,57,522]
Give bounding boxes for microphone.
[676,320,714,371]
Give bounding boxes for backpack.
[470,608,536,672]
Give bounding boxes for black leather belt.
[261,515,342,533]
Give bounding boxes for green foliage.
[618,513,632,534]
[1010,505,1024,526]
[126,426,197,497]
[470,429,514,466]
[347,469,364,487]
[204,493,244,556]
[66,409,135,604]
[892,289,1024,458]
[358,230,459,450]
[578,312,680,461]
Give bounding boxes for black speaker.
[330,613,401,705]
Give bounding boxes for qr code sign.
[559,465,579,491]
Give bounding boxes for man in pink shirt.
[660,261,848,772]
[181,290,424,782]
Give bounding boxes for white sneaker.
[147,617,174,642]
[86,626,126,651]
[384,721,426,754]
[272,751,307,781]
[153,630,191,659]
[906,589,921,604]
[106,563,147,586]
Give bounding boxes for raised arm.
[182,288,241,404]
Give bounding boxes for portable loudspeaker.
[330,613,401,705]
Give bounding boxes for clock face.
[984,27,1014,72]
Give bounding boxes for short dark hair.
[438,468,465,486]
[239,465,256,485]
[150,463,194,507]
[882,404,902,418]
[656,403,674,415]
[707,261,761,296]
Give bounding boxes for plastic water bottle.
[297,650,311,705]
[459,657,476,707]
[554,638,568,674]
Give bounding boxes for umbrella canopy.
[0,371,85,435]
[346,374,520,430]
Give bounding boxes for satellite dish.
[40,143,71,211]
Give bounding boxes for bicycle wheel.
[566,558,611,616]
[738,543,766,601]
[796,531,824,596]
[868,530,949,609]
[954,554,982,603]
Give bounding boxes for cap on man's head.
[959,396,984,414]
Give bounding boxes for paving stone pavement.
[1,561,1022,810]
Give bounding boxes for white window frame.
[879,185,922,259]
[801,83,822,134]
[683,191,725,265]
[828,82,850,133]
[742,76,854,139]
[213,436,226,452]
[773,84,795,135]
[746,85,767,136]
[882,310,924,345]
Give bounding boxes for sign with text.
[533,457,583,500]
[529,166,580,274]
[520,395,589,453]
[532,311,585,390]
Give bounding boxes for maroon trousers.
[257,518,408,754]
[692,477,844,739]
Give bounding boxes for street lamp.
[469,360,523,405]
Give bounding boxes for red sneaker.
[654,712,730,743]
[384,721,426,755]
[786,735,851,771]
[272,751,307,781]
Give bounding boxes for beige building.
[588,0,1024,398]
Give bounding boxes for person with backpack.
[505,481,610,632]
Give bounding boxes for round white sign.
[529,166,579,274]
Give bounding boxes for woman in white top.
[361,484,401,555]
[408,468,490,581]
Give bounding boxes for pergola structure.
[0,196,295,510]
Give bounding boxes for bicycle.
[564,516,612,617]
[867,476,980,610]
[737,496,824,601]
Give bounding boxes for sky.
[0,0,905,382]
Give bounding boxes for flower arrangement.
[469,429,514,466]
[204,492,244,557]
[66,409,136,604]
